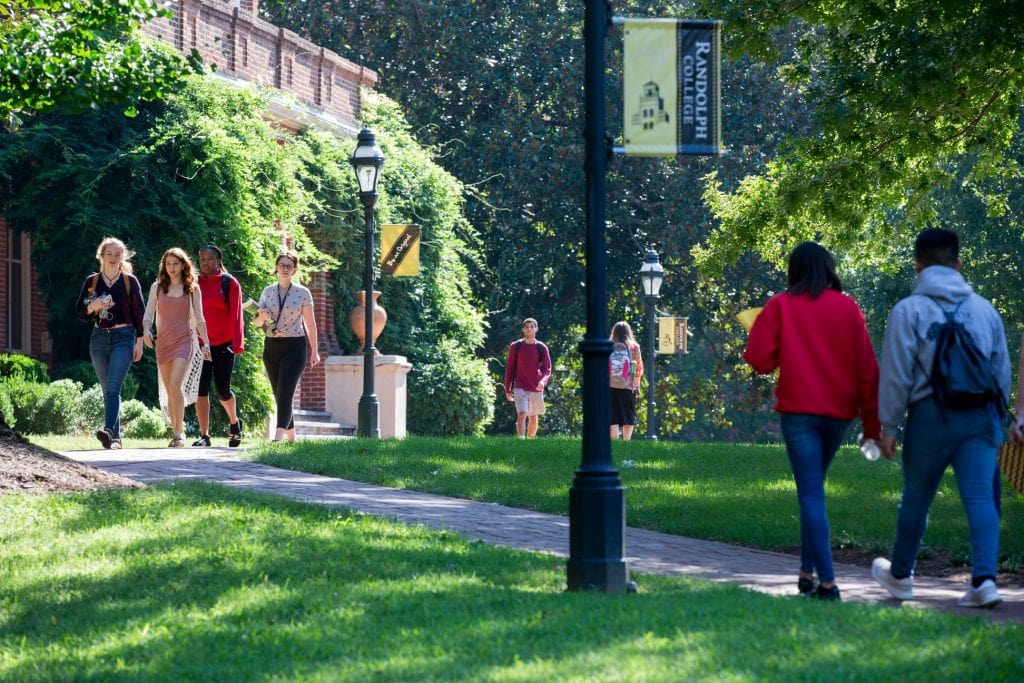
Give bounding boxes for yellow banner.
[621,18,723,156]
[658,317,690,355]
[381,224,420,277]
[623,18,677,157]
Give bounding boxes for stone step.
[293,420,356,436]
[292,409,334,423]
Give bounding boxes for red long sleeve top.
[743,289,880,439]
[504,339,552,393]
[198,270,245,352]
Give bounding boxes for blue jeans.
[89,327,136,439]
[891,398,1001,580]
[780,413,851,583]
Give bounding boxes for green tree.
[0,0,194,123]
[690,0,1024,273]
[264,1,817,437]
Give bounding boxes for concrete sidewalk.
[65,447,1024,623]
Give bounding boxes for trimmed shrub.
[3,378,82,434]
[0,354,49,383]
[407,339,494,436]
[36,379,83,435]
[77,384,105,433]
[0,381,15,428]
[122,400,169,439]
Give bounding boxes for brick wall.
[143,0,377,129]
[30,260,51,367]
[0,221,52,367]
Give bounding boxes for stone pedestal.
[323,355,411,438]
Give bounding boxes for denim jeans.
[891,398,1001,581]
[89,326,136,439]
[780,413,852,584]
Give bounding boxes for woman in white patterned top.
[253,252,320,442]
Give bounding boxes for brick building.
[2,0,377,415]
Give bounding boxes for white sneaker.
[958,579,1003,608]
[872,557,914,600]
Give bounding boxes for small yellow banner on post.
[658,317,690,355]
[381,224,420,277]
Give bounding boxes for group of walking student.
[744,229,1011,608]
[76,238,319,450]
[502,318,646,441]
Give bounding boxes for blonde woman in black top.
[75,237,146,449]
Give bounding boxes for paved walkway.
[65,447,1024,623]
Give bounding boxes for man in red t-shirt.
[503,318,552,438]
[193,245,245,447]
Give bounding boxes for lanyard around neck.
[274,284,292,327]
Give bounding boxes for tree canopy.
[691,0,1024,273]
[0,0,192,124]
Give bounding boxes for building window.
[6,229,32,353]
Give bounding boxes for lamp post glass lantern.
[639,249,664,440]
[350,128,385,437]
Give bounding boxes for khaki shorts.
[513,387,546,416]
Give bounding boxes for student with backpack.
[503,318,552,438]
[192,245,245,447]
[75,237,146,450]
[609,321,643,440]
[744,242,880,601]
[874,228,1010,608]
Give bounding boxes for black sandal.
[228,418,243,447]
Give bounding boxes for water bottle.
[857,433,881,461]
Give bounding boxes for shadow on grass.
[2,482,1022,681]
[250,437,1024,571]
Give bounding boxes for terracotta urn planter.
[349,290,387,354]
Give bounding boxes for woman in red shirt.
[743,242,880,601]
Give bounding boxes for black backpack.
[921,296,1006,416]
[220,272,235,305]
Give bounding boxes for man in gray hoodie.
[873,228,1010,608]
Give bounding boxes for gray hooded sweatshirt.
[878,265,1010,434]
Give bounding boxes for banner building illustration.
[622,18,723,157]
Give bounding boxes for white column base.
[323,355,412,438]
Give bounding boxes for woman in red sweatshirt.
[743,242,880,601]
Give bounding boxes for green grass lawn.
[230,436,1024,572]
[1,482,1022,682]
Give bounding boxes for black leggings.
[197,342,236,401]
[263,336,308,430]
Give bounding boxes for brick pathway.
[65,447,1024,623]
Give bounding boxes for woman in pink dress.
[143,248,212,447]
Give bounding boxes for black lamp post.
[639,249,665,440]
[350,128,385,438]
[567,0,631,593]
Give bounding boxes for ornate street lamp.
[639,249,665,440]
[350,128,385,438]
